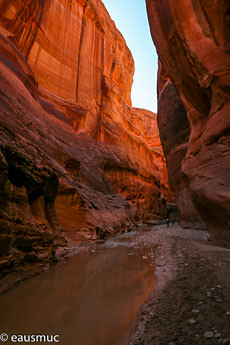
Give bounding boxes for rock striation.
[146,0,230,244]
[0,0,171,288]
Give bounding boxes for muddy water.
[0,229,156,345]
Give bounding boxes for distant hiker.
[166,204,178,227]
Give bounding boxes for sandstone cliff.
[0,0,170,288]
[157,61,206,230]
[146,0,230,244]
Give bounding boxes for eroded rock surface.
[0,0,170,287]
[146,0,230,244]
[157,62,206,230]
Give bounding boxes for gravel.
[124,224,230,345]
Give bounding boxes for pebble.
[43,265,49,271]
[207,291,212,297]
[142,256,148,260]
[192,309,200,314]
[204,331,214,338]
[215,333,222,338]
[188,319,196,324]
[226,311,230,316]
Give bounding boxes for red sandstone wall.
[157,62,206,230]
[0,0,171,288]
[146,0,230,244]
[0,0,134,136]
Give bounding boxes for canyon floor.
[0,225,230,345]
[127,225,230,345]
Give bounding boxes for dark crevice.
[2,147,59,228]
[8,165,25,188]
[205,127,230,146]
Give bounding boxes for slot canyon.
[0,1,229,345]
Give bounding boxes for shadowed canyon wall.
[146,0,230,244]
[157,62,206,230]
[0,0,171,288]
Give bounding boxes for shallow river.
[0,228,156,345]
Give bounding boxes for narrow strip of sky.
[102,0,158,113]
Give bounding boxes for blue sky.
[102,0,158,113]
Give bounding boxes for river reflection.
[0,231,156,345]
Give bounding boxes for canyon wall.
[157,62,206,230]
[0,0,171,288]
[146,0,230,244]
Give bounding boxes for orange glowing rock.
[0,0,171,288]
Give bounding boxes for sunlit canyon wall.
[146,0,230,244]
[0,0,171,287]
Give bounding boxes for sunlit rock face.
[0,0,171,286]
[104,108,171,221]
[146,0,230,244]
[0,0,133,136]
